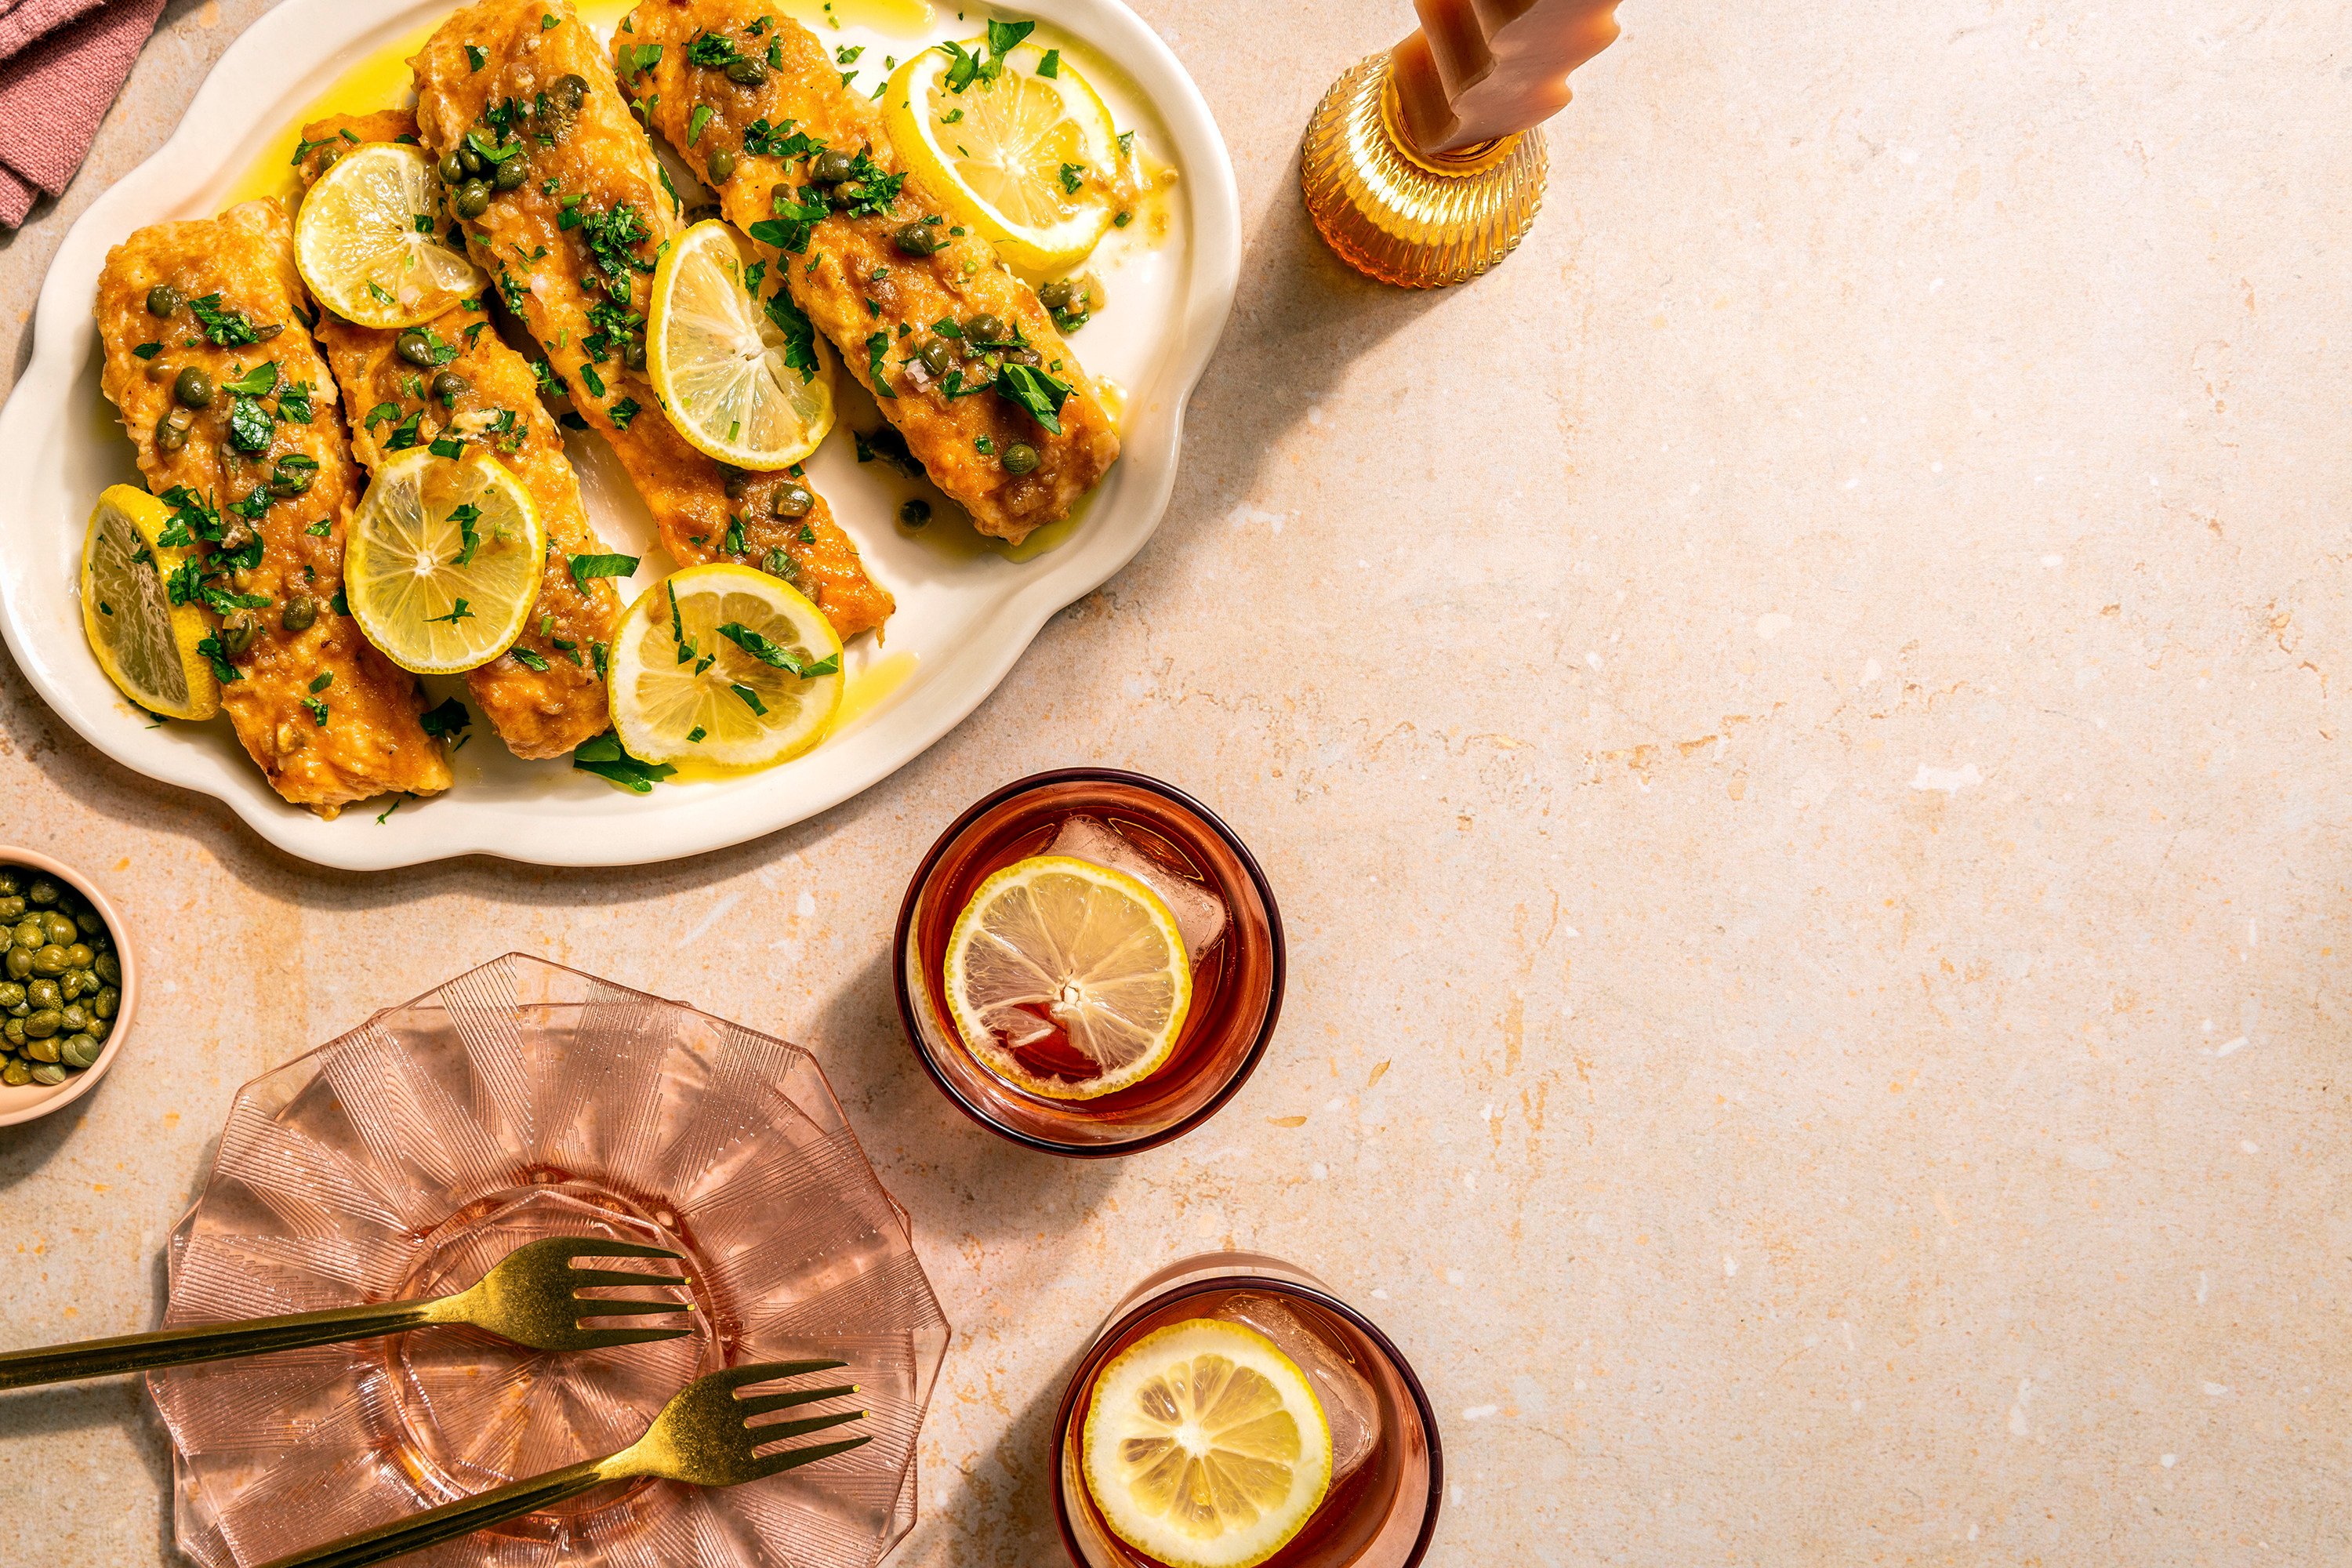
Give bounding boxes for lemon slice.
[607,562,843,770]
[80,485,219,721]
[886,41,1120,273]
[343,447,545,674]
[943,855,1190,1099]
[296,142,487,329]
[648,220,837,471]
[1083,1319,1334,1568]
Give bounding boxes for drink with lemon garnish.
[1053,1253,1444,1568]
[895,770,1283,1154]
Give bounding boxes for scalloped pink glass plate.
[151,954,949,1568]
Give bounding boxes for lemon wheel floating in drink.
[942,854,1191,1099]
[646,220,837,471]
[1083,1318,1334,1568]
[343,447,545,675]
[79,485,220,721]
[886,39,1122,274]
[606,563,843,771]
[295,141,486,329]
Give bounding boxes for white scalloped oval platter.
[0,0,1236,869]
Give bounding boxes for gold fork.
[257,1359,869,1568]
[0,1236,692,1389]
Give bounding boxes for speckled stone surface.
[1,0,2347,1563]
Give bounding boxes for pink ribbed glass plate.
[150,953,948,1568]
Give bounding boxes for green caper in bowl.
[0,853,132,1120]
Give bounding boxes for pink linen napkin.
[0,0,165,227]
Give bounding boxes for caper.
[59,1035,100,1069]
[722,470,750,500]
[810,149,855,186]
[268,463,315,499]
[431,369,471,402]
[892,221,944,257]
[1037,278,1074,310]
[145,283,183,318]
[218,523,256,559]
[1001,441,1041,475]
[216,619,261,659]
[724,56,769,86]
[829,180,868,210]
[0,984,21,1011]
[2,949,27,982]
[22,1009,59,1039]
[0,898,19,922]
[25,981,57,1011]
[459,143,485,176]
[13,921,43,950]
[0,1019,19,1049]
[623,339,647,371]
[2,1062,28,1087]
[29,946,67,978]
[0,873,13,898]
[492,156,528,191]
[94,953,119,985]
[707,147,738,182]
[770,482,814,519]
[156,411,193,454]
[396,328,436,367]
[898,498,931,528]
[916,337,952,376]
[58,1004,88,1035]
[29,1063,64,1086]
[86,1015,108,1042]
[962,313,1007,345]
[72,909,100,938]
[25,881,55,908]
[58,975,82,1002]
[93,987,117,1021]
[1006,345,1044,368]
[173,366,215,408]
[437,150,466,184]
[60,941,89,969]
[555,73,589,109]
[456,181,492,219]
[281,596,319,633]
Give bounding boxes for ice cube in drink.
[1048,815,1229,963]
[1210,1292,1383,1482]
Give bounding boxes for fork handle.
[0,1298,442,1389]
[256,1457,614,1568]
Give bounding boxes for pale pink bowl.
[0,844,134,1127]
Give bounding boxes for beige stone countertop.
[0,0,2346,1563]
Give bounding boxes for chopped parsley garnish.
[1058,162,1084,195]
[717,620,840,677]
[684,33,740,67]
[306,517,332,536]
[194,633,243,683]
[419,698,472,741]
[1000,361,1073,434]
[429,435,466,459]
[731,683,768,715]
[448,501,482,565]
[750,183,830,255]
[742,117,821,160]
[227,397,274,453]
[465,43,487,71]
[427,598,474,625]
[569,552,639,591]
[277,379,314,423]
[688,103,713,145]
[768,288,818,381]
[1037,48,1061,78]
[187,294,260,347]
[364,401,399,430]
[511,646,550,670]
[384,408,426,451]
[131,341,161,360]
[865,331,895,397]
[579,361,607,398]
[609,397,641,428]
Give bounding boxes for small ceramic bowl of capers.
[0,848,133,1127]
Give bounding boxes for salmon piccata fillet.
[409,0,892,641]
[619,0,1120,545]
[93,200,451,815]
[297,110,624,760]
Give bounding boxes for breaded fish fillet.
[410,0,892,641]
[298,111,623,760]
[94,200,451,815]
[619,0,1120,545]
